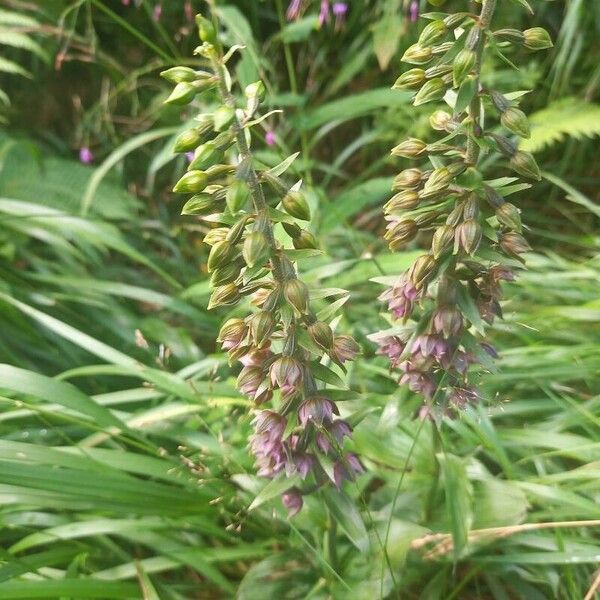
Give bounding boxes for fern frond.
[0,8,39,28]
[520,97,600,153]
[0,30,49,63]
[0,55,31,78]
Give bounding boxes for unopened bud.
[446,202,464,226]
[493,28,525,44]
[418,20,447,47]
[409,253,437,289]
[423,166,452,194]
[309,321,334,351]
[453,48,476,87]
[433,305,463,337]
[207,239,234,272]
[282,191,311,221]
[283,279,309,314]
[393,68,426,90]
[160,66,198,84]
[431,224,455,258]
[210,262,241,286]
[393,168,423,191]
[483,185,504,209]
[500,231,530,255]
[165,82,200,106]
[173,170,208,193]
[226,179,250,213]
[182,193,224,216]
[245,81,266,102]
[387,220,419,251]
[218,318,247,348]
[391,138,427,159]
[203,227,229,246]
[249,311,274,346]
[501,106,530,139]
[208,283,240,310]
[213,105,235,132]
[196,14,217,44]
[243,231,270,268]
[402,44,433,65]
[385,190,420,212]
[174,128,202,153]
[293,230,318,250]
[189,142,223,170]
[523,27,553,51]
[510,150,541,180]
[414,78,446,106]
[490,91,510,113]
[455,218,482,255]
[463,193,480,220]
[496,202,522,232]
[492,134,517,156]
[429,110,454,131]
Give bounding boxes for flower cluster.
[374,1,552,414]
[165,11,361,515]
[286,0,348,29]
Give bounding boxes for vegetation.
[0,1,598,598]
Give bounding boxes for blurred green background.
[0,1,598,598]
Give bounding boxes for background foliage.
[0,0,598,598]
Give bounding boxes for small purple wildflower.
[286,0,303,21]
[265,131,276,146]
[318,0,330,26]
[79,147,93,164]
[186,151,195,163]
[332,2,347,29]
[153,3,162,21]
[282,487,303,516]
[409,0,419,23]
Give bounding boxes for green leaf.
[322,488,369,552]
[309,361,346,388]
[248,473,301,511]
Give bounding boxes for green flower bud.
[385,190,420,212]
[496,202,522,232]
[189,142,223,170]
[249,311,274,346]
[510,150,541,180]
[402,44,433,65]
[282,191,310,221]
[483,185,504,209]
[493,28,525,45]
[213,105,235,132]
[308,321,334,351]
[204,164,236,182]
[282,222,302,239]
[444,12,469,29]
[391,138,427,159]
[283,279,309,314]
[210,262,242,286]
[207,239,235,272]
[293,230,318,250]
[423,166,452,194]
[173,170,208,193]
[207,283,240,310]
[499,231,530,255]
[203,227,229,246]
[455,218,482,255]
[181,193,224,216]
[446,202,464,226]
[490,91,510,113]
[418,20,447,47]
[523,27,553,51]
[429,110,454,131]
[174,128,203,153]
[414,78,446,106]
[226,179,250,213]
[243,231,270,268]
[226,215,249,245]
[431,224,455,258]
[385,219,419,250]
[392,69,426,90]
[424,64,452,79]
[453,48,476,87]
[463,192,480,220]
[160,66,198,84]
[409,253,437,289]
[501,106,530,139]
[393,168,423,190]
[165,82,199,106]
[217,318,247,346]
[427,0,447,6]
[196,14,217,44]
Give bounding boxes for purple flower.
[332,2,347,29]
[265,131,276,146]
[375,335,406,367]
[240,348,273,368]
[399,368,436,399]
[79,147,93,164]
[331,334,359,364]
[153,3,162,21]
[409,0,419,23]
[186,151,195,163]
[298,396,337,426]
[250,411,288,477]
[282,487,303,516]
[318,0,330,26]
[379,275,420,320]
[290,452,315,479]
[449,386,479,409]
[237,366,264,399]
[286,0,303,21]
[333,453,363,488]
[316,419,351,453]
[269,356,303,397]
[432,306,463,338]
[411,334,447,360]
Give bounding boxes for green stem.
[465,0,497,165]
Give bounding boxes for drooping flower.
[409,0,419,23]
[265,130,276,146]
[282,487,303,516]
[79,147,93,164]
[332,2,347,29]
[318,0,330,26]
[379,275,420,320]
[331,334,360,364]
[298,396,336,426]
[286,0,303,21]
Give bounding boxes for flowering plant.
[373,0,552,415]
[164,6,361,514]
